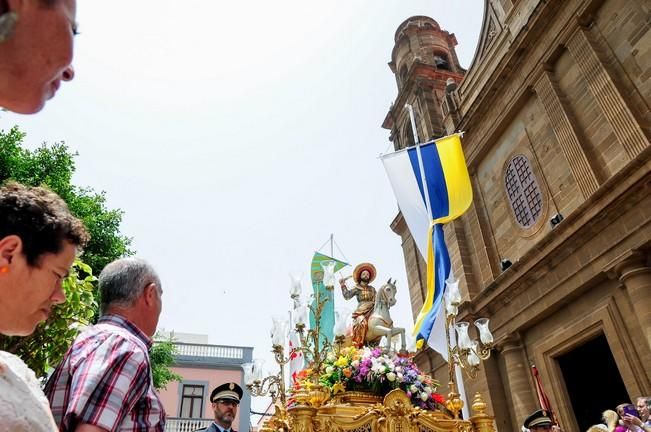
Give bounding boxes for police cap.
[210,382,243,404]
[523,409,553,429]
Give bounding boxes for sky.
[2,0,483,420]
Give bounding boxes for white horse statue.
[366,279,406,352]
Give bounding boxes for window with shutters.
[505,155,543,229]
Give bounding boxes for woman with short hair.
[0,182,89,432]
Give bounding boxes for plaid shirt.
[45,314,166,432]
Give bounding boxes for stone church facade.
[382,2,650,431]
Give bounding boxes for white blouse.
[0,351,57,432]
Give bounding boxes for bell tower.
[381,16,466,373]
[381,16,465,149]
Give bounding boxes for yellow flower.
[334,356,349,367]
[331,382,346,394]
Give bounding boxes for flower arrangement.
[318,346,445,410]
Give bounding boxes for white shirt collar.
[213,422,231,432]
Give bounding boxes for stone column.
[566,27,649,158]
[499,337,536,430]
[614,253,651,351]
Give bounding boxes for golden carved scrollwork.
[281,389,483,432]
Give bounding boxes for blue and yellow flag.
[381,134,472,351]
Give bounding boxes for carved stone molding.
[566,28,649,158]
[533,68,600,198]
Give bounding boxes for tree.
[0,126,176,383]
[0,260,97,377]
[0,126,131,375]
[0,126,133,273]
[150,337,183,390]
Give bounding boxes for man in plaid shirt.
[45,258,166,432]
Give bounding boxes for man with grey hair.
[45,258,166,432]
[637,396,650,425]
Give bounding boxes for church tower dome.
[389,16,464,91]
[382,16,465,150]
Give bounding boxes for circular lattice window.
[504,154,543,229]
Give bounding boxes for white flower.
[424,386,432,394]
[417,375,424,382]
[397,372,404,381]
[351,360,359,367]
[420,392,428,401]
[410,385,418,393]
[327,353,336,362]
[386,372,396,382]
[326,366,334,374]
[371,359,384,373]
[395,366,402,373]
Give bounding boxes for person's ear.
[143,283,159,306]
[0,235,22,269]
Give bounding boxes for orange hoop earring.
[0,266,8,274]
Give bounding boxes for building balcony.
[164,417,212,432]
[172,342,253,367]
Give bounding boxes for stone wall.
[384,0,651,430]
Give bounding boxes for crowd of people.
[585,400,651,432]
[521,399,651,432]
[0,185,243,430]
[0,182,159,430]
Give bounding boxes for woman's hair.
[602,409,618,431]
[0,182,89,265]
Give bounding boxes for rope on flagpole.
[332,237,349,264]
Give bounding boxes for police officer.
[523,409,562,432]
[196,382,243,432]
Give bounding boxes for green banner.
[310,252,348,348]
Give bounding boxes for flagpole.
[405,104,433,219]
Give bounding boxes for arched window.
[403,121,415,148]
[433,54,450,71]
[505,155,543,229]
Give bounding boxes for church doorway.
[557,333,629,432]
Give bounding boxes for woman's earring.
[0,266,9,274]
[0,11,18,43]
